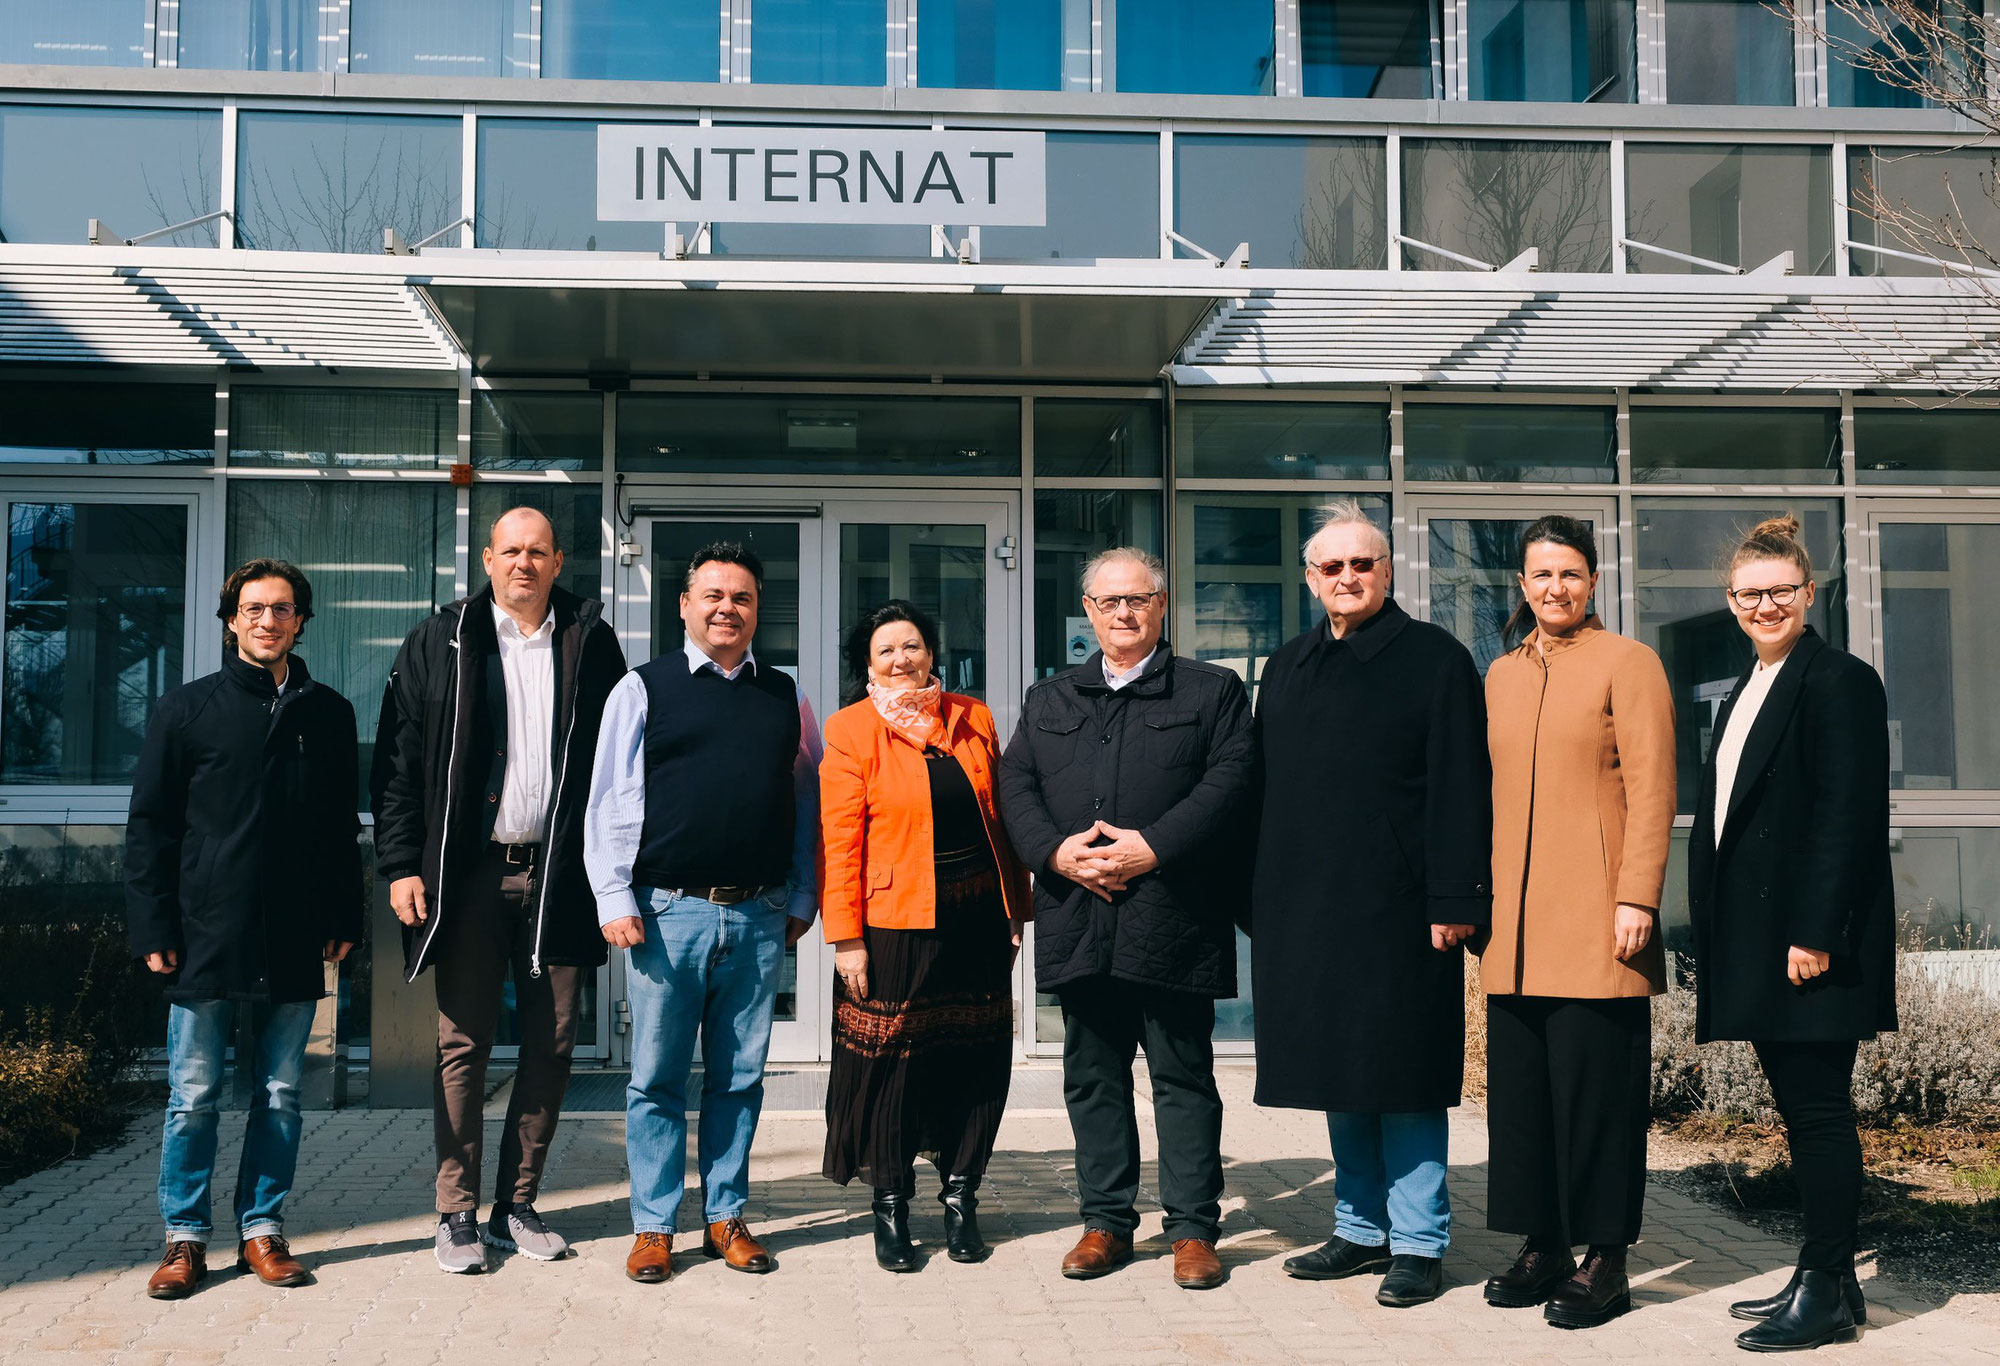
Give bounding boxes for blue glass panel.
[978,132,1158,261]
[541,0,719,80]
[1825,0,1981,108]
[237,112,462,253]
[752,0,886,86]
[918,0,1061,90]
[0,0,148,67]
[477,118,687,250]
[1664,0,1793,105]
[1467,0,1636,103]
[1300,0,1433,98]
[176,0,325,71]
[350,0,530,77]
[1115,0,1274,95]
[0,105,222,246]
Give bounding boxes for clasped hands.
[1050,821,1159,902]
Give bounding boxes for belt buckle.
[503,842,535,866]
[711,885,751,905]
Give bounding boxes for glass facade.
[1848,146,2000,278]
[1664,0,1795,105]
[918,0,1063,91]
[175,0,326,73]
[979,132,1159,262]
[0,105,222,247]
[1631,407,1840,484]
[1176,401,1389,480]
[541,0,719,81]
[1402,138,1612,271]
[1301,0,1434,98]
[236,112,462,254]
[477,118,684,251]
[752,0,887,87]
[230,388,456,469]
[0,1,146,67]
[1878,520,2000,791]
[1034,399,1163,478]
[471,391,604,470]
[1624,144,1832,274]
[1114,0,1276,95]
[349,0,530,78]
[1175,135,1387,269]
[1856,408,2000,484]
[1467,0,1637,103]
[1405,404,1615,482]
[617,394,1022,476]
[0,382,212,465]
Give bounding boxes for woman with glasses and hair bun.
[1690,514,1896,1352]
[1479,515,1675,1331]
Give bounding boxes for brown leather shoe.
[625,1232,673,1284]
[1172,1238,1225,1290]
[146,1241,207,1300]
[703,1218,773,1274]
[236,1235,311,1287]
[1060,1229,1133,1280]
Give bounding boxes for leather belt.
[493,841,540,866]
[676,885,770,906]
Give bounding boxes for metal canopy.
[1173,275,2000,391]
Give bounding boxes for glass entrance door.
[614,493,1018,1062]
[1404,497,1622,674]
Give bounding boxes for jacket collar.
[1718,627,1825,832]
[457,582,594,647]
[1518,615,1607,665]
[221,645,312,698]
[1071,641,1175,697]
[1312,598,1407,663]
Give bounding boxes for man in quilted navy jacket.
[997,547,1254,1292]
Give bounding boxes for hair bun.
[1748,513,1802,542]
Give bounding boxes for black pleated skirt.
[821,845,1014,1193]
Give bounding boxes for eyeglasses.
[1727,584,1804,610]
[238,602,299,622]
[1308,556,1383,577]
[1086,592,1162,613]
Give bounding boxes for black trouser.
[1059,977,1224,1244]
[1753,1039,1862,1273]
[1486,994,1651,1247]
[433,845,583,1214]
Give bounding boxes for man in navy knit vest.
[584,542,822,1285]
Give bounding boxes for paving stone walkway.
[2,1065,1994,1365]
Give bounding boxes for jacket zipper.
[528,612,589,979]
[412,604,469,980]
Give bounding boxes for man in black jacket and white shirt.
[371,508,625,1273]
[126,559,362,1301]
[997,547,1255,1292]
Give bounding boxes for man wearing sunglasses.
[127,559,363,1300]
[1249,500,1492,1309]
[998,546,1255,1291]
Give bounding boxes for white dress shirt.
[583,637,824,927]
[1103,644,1162,691]
[1712,650,1790,846]
[491,602,556,845]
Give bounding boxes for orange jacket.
[818,693,1032,943]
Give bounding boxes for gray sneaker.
[436,1211,487,1274]
[484,1203,570,1261]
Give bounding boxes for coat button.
[1759,887,1770,898]
[1093,797,1104,809]
[1101,733,1112,744]
[1759,828,1769,839]
[488,793,499,804]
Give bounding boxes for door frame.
[1401,494,1625,649]
[610,486,1023,1063]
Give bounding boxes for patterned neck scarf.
[867,676,946,749]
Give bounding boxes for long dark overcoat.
[1688,629,1898,1043]
[1250,601,1493,1114]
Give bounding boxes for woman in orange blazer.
[818,599,1030,1274]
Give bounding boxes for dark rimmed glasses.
[1727,584,1804,610]
[238,601,300,622]
[1086,591,1163,614]
[1308,556,1383,577]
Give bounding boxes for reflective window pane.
[1630,407,1840,484]
[471,391,604,470]
[1033,490,1164,679]
[349,0,530,76]
[1034,399,1162,478]
[230,388,455,470]
[841,522,989,698]
[978,132,1159,262]
[1426,513,1607,674]
[1856,408,2000,484]
[176,0,326,72]
[918,0,1061,90]
[618,395,1021,476]
[542,0,719,80]
[709,221,928,257]
[1625,144,1832,275]
[0,105,222,246]
[1175,135,1387,270]
[1847,146,2000,277]
[0,1,147,66]
[1467,0,1637,102]
[1176,401,1390,480]
[237,112,462,254]
[1402,138,1612,271]
[477,118,685,251]
[1301,0,1435,98]
[468,483,604,605]
[1664,0,1794,105]
[3,503,188,785]
[751,0,886,86]
[1631,498,1844,811]
[1115,0,1275,94]
[0,382,212,466]
[1827,0,1982,108]
[227,482,457,802]
[1405,404,1615,482]
[1880,521,2000,790]
[1891,827,2000,945]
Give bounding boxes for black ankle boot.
[870,1189,919,1273]
[1735,1268,1859,1352]
[1544,1245,1632,1329]
[939,1175,989,1263]
[1732,1267,1868,1326]
[1484,1236,1577,1308]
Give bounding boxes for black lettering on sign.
[765,147,799,202]
[660,147,699,201]
[969,150,1012,204]
[860,150,903,203]
[715,147,753,201]
[914,151,964,205]
[809,149,850,203]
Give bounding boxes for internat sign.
[3,0,2000,1095]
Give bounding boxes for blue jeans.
[624,886,789,1234]
[158,999,318,1245]
[1326,1109,1452,1258]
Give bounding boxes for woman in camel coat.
[1479,515,1676,1331]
